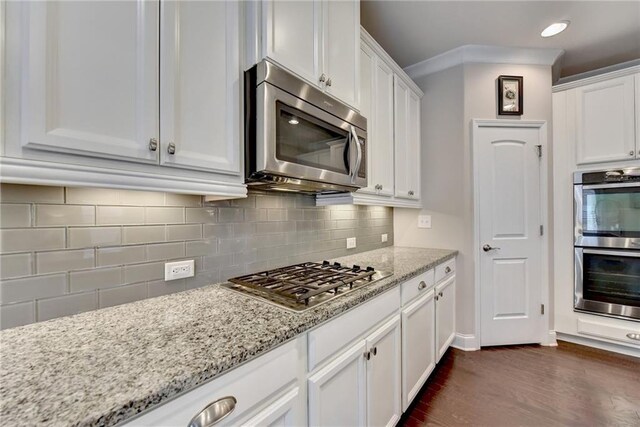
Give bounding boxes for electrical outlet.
[381,233,388,243]
[165,260,195,281]
[346,237,357,249]
[418,215,432,229]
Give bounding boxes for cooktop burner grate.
[226,261,391,311]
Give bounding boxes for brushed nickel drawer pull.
[626,333,640,341]
[188,396,237,427]
[418,281,427,290]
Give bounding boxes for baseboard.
[452,333,480,351]
[556,332,640,358]
[543,330,558,347]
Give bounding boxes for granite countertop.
[0,246,457,427]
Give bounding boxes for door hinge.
[536,145,542,158]
[541,304,545,315]
[540,225,544,236]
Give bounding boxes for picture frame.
[497,75,523,116]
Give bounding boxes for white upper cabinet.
[22,1,159,163]
[358,42,377,195]
[160,0,241,174]
[394,75,421,201]
[261,0,321,86]
[373,59,396,197]
[574,74,636,164]
[322,0,360,109]
[3,0,246,197]
[252,0,359,110]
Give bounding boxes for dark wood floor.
[400,341,640,426]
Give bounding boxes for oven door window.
[583,251,640,307]
[581,186,640,238]
[275,102,350,175]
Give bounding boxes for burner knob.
[366,266,375,272]
[352,265,361,272]
[333,262,342,268]
[322,261,330,266]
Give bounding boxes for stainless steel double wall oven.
[574,167,640,320]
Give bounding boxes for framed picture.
[497,75,523,116]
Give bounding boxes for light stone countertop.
[0,246,457,427]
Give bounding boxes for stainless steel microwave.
[244,60,367,194]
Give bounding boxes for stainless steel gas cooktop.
[224,261,392,312]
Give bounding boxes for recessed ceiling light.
[288,118,299,125]
[541,21,570,38]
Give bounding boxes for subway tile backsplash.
[0,184,393,329]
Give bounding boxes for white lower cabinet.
[366,315,402,427]
[308,340,367,427]
[122,258,456,427]
[435,274,456,362]
[401,289,436,411]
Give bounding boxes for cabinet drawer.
[308,286,400,372]
[401,269,435,306]
[435,258,455,283]
[124,338,301,426]
[577,318,640,347]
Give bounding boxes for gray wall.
[0,184,393,329]
[394,62,553,337]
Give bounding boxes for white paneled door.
[475,122,545,346]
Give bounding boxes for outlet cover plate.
[165,260,195,281]
[381,233,388,242]
[346,237,357,249]
[418,215,432,229]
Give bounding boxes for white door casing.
[474,120,547,347]
[160,0,241,175]
[23,0,159,163]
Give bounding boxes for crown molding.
[404,45,565,80]
[552,60,640,92]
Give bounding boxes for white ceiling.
[361,1,640,77]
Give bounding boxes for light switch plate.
[346,237,357,249]
[381,233,388,243]
[165,260,195,281]
[418,215,432,229]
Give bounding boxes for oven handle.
[349,125,362,184]
[582,182,639,190]
[582,248,640,258]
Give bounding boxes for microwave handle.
[349,126,362,183]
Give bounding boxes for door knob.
[483,244,500,252]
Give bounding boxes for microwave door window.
[582,187,640,238]
[275,102,350,175]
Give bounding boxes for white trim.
[543,330,558,347]
[557,333,640,358]
[404,45,564,80]
[472,120,550,348]
[360,27,423,97]
[452,333,479,351]
[0,157,248,197]
[553,61,640,92]
[315,192,422,209]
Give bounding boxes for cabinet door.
[401,290,436,411]
[308,340,366,427]
[160,1,241,175]
[394,76,411,199]
[243,387,301,427]
[357,42,377,195]
[23,1,159,163]
[366,315,402,427]
[636,74,640,158]
[407,90,421,200]
[263,0,321,88]
[575,75,636,164]
[322,0,359,109]
[435,275,456,362]
[374,59,396,197]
